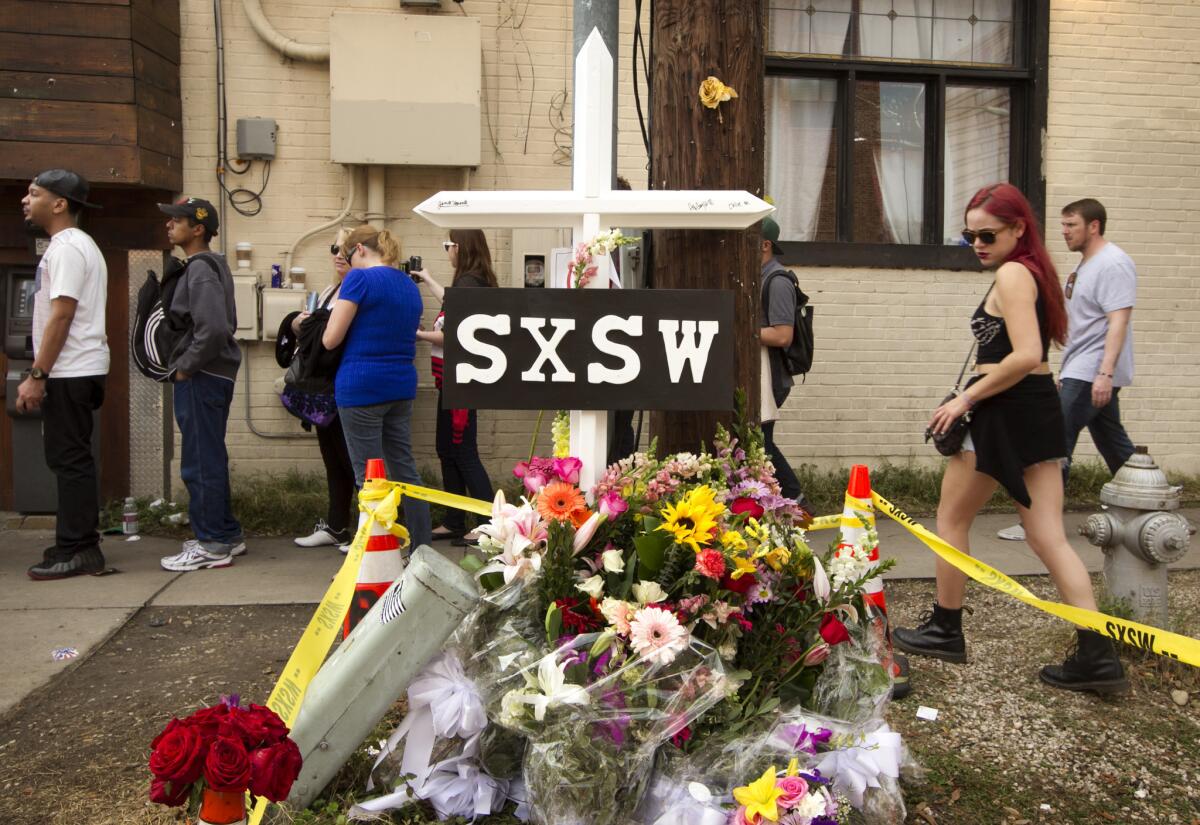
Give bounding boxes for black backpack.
[131,252,220,382]
[763,269,814,377]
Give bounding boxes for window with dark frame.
[764,0,1048,269]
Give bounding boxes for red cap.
[365,458,386,481]
[847,464,871,498]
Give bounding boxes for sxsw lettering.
[455,315,720,386]
[1105,620,1158,653]
[442,288,734,411]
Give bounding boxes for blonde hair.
[343,225,401,267]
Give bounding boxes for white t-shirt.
[31,227,110,377]
[1060,242,1136,386]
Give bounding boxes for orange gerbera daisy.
[537,480,587,523]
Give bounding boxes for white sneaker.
[161,543,233,572]
[997,524,1025,541]
[295,521,345,548]
[180,537,246,556]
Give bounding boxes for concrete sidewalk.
[1,508,1195,718]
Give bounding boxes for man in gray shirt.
[759,216,801,501]
[1000,198,1135,540]
[153,197,246,570]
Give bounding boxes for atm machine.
[3,264,59,512]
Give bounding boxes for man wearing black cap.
[153,197,245,572]
[759,215,803,503]
[18,170,109,580]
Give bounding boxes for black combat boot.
[1039,629,1130,695]
[892,603,968,663]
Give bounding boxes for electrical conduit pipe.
[283,165,358,282]
[242,0,329,62]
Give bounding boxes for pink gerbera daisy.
[629,606,690,666]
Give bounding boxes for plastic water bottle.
[122,497,139,536]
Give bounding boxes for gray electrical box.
[236,117,277,160]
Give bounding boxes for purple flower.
[777,724,833,754]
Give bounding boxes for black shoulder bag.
[924,342,977,457]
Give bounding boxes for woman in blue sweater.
[322,225,432,547]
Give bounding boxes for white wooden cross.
[414,29,772,495]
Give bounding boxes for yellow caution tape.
[389,481,494,517]
[246,480,489,824]
[806,492,1200,667]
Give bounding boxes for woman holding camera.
[322,225,432,548]
[893,183,1127,695]
[413,229,497,543]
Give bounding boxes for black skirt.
[966,373,1066,508]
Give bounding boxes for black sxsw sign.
[441,288,734,410]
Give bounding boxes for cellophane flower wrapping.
[365,405,913,823]
[496,634,725,825]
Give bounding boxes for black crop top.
[971,283,1050,364]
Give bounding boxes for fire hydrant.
[1079,447,1193,627]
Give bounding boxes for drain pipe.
[365,166,386,229]
[283,164,358,280]
[242,0,329,62]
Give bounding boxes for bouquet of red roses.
[148,695,302,815]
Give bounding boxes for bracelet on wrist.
[1097,371,1114,379]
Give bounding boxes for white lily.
[811,555,831,603]
[519,655,590,721]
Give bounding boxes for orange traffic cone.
[836,464,910,700]
[344,458,408,638]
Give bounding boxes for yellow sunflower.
[657,486,725,553]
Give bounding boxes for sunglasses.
[1065,271,1077,299]
[961,228,1007,246]
[330,244,342,256]
[442,240,458,251]
[344,244,356,265]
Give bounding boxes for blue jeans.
[174,373,241,545]
[339,398,432,548]
[1059,377,1135,483]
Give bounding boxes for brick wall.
[173,0,1200,503]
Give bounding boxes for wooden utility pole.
[649,0,765,454]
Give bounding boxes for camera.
[406,255,422,282]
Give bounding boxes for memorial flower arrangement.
[358,412,908,824]
[147,695,302,821]
[570,228,639,288]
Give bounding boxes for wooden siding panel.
[134,78,182,120]
[0,141,141,185]
[136,105,182,162]
[132,42,178,95]
[0,99,137,146]
[130,0,179,64]
[0,1,130,39]
[0,71,135,104]
[0,32,132,76]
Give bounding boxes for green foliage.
[633,516,671,574]
[534,519,576,621]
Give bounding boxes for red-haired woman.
[893,183,1127,695]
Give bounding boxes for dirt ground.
[2,576,1199,825]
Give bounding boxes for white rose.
[601,548,626,573]
[576,574,605,600]
[633,580,668,604]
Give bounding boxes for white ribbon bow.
[812,724,902,808]
[367,652,488,791]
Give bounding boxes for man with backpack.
[759,215,807,503]
[152,197,245,572]
[18,170,109,580]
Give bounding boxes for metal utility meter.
[3,264,57,512]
